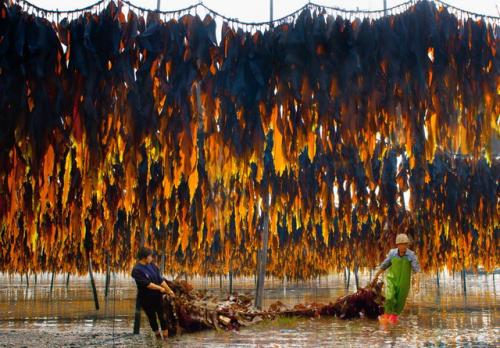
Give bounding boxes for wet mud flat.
[0,272,498,347]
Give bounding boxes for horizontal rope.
[120,0,199,15]
[11,0,500,24]
[434,0,500,20]
[14,0,106,15]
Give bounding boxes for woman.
[131,247,176,339]
[371,233,420,323]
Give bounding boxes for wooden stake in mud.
[88,254,99,310]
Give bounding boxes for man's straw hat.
[395,233,410,244]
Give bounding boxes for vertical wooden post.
[229,257,233,295]
[25,273,29,288]
[270,0,273,25]
[133,226,146,333]
[88,255,99,310]
[160,252,166,276]
[436,271,440,288]
[66,273,70,289]
[133,296,141,334]
[346,268,351,290]
[354,264,359,290]
[105,253,111,298]
[462,267,467,294]
[255,195,270,309]
[50,272,55,293]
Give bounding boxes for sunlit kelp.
[0,0,498,277]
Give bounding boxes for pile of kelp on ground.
[165,280,385,333]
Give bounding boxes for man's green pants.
[384,255,412,315]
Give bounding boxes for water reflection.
[0,272,497,347]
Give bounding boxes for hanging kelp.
[0,0,498,277]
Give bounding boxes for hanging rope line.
[12,0,500,25]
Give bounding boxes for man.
[371,233,420,323]
[131,247,176,340]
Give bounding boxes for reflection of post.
[255,194,270,309]
[493,272,496,293]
